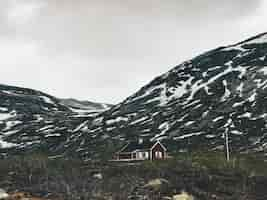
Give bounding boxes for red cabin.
[113,139,167,161]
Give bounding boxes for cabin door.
[155,151,163,159]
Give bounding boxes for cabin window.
[155,151,163,159]
[137,152,142,159]
[143,152,149,158]
[137,152,149,159]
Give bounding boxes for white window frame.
[137,151,149,159]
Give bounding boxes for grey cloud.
[0,0,265,103]
[1,0,263,58]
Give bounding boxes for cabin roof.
[118,140,166,153]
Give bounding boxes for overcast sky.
[0,0,267,104]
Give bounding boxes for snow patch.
[184,121,195,126]
[40,96,55,105]
[106,117,128,125]
[0,107,8,112]
[248,93,256,102]
[233,101,245,107]
[260,67,267,75]
[0,112,15,121]
[130,116,148,125]
[0,139,17,149]
[236,82,244,95]
[158,122,170,135]
[39,125,54,131]
[231,130,243,135]
[2,130,19,136]
[44,133,61,137]
[4,120,22,130]
[205,134,216,138]
[238,112,252,118]
[213,116,224,122]
[73,120,89,132]
[175,132,204,140]
[221,80,231,101]
[185,63,246,104]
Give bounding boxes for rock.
[0,189,9,199]
[7,192,27,200]
[93,173,103,180]
[7,192,46,200]
[173,192,194,200]
[144,178,169,190]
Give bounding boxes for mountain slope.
[0,84,109,157]
[60,98,112,115]
[70,32,267,159]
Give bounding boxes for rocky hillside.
[1,154,267,200]
[70,32,267,159]
[0,84,109,157]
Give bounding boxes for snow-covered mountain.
[70,32,267,159]
[0,84,110,157]
[2,32,267,159]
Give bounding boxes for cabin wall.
[116,151,150,160]
[117,153,132,160]
[151,143,165,160]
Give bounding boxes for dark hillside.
[1,153,267,200]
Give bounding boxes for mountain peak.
[241,32,267,44]
[227,32,267,50]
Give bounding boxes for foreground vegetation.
[0,152,267,199]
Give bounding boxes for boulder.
[0,189,9,199]
[144,178,169,191]
[173,192,194,200]
[93,173,103,180]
